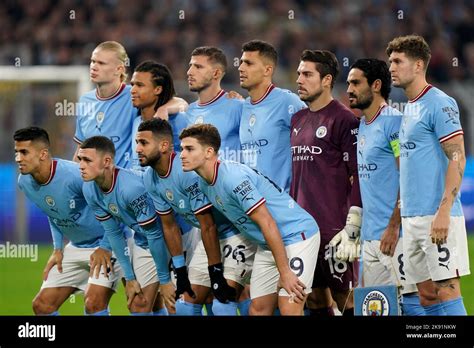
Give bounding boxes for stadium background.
[0,0,473,315]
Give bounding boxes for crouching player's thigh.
[189,233,256,292]
[249,233,320,315]
[130,242,160,313]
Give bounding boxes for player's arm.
[195,209,236,303]
[43,217,65,280]
[158,211,195,300]
[248,203,306,302]
[195,210,221,265]
[380,124,402,256]
[154,97,189,120]
[432,134,466,244]
[380,157,401,256]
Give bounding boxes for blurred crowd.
[1,0,473,85]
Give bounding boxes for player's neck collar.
[251,83,275,105]
[40,159,58,186]
[210,160,221,186]
[408,84,432,103]
[96,83,126,101]
[365,103,387,125]
[103,168,119,194]
[198,90,225,106]
[159,152,176,178]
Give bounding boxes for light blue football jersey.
[239,84,306,191]
[358,105,402,241]
[18,159,110,250]
[142,152,239,239]
[399,85,464,217]
[186,90,242,161]
[74,84,139,168]
[82,167,169,282]
[130,112,189,172]
[198,160,318,247]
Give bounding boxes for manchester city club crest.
[316,126,327,138]
[108,203,119,215]
[249,114,256,127]
[359,135,366,147]
[195,116,204,124]
[362,290,390,316]
[215,195,224,208]
[45,195,55,207]
[166,189,174,201]
[96,111,105,124]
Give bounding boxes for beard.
[349,92,373,110]
[140,151,161,167]
[300,89,323,103]
[189,78,212,93]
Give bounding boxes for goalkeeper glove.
[174,266,196,300]
[329,206,362,262]
[208,263,236,303]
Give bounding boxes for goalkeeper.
[289,49,361,316]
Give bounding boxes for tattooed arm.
[431,135,466,245]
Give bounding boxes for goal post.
[0,66,93,244]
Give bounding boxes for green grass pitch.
[1,235,474,315]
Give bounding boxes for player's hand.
[431,209,450,245]
[226,90,244,100]
[174,266,196,300]
[154,105,169,121]
[43,249,63,281]
[89,248,113,279]
[159,282,176,309]
[277,269,306,304]
[379,225,399,256]
[208,263,237,303]
[125,280,145,310]
[329,206,362,262]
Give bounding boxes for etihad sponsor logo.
[291,145,322,155]
[292,145,323,162]
[241,139,269,149]
[358,163,378,172]
[400,142,416,150]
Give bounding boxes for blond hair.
[95,41,129,82]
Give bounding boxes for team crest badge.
[215,196,224,208]
[109,203,119,215]
[316,126,327,138]
[362,290,390,316]
[45,196,55,207]
[96,112,105,124]
[195,116,204,124]
[249,114,256,127]
[165,189,174,201]
[359,135,366,147]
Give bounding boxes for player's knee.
[434,279,460,301]
[249,300,273,316]
[32,296,57,315]
[417,286,438,306]
[84,294,108,314]
[130,296,151,312]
